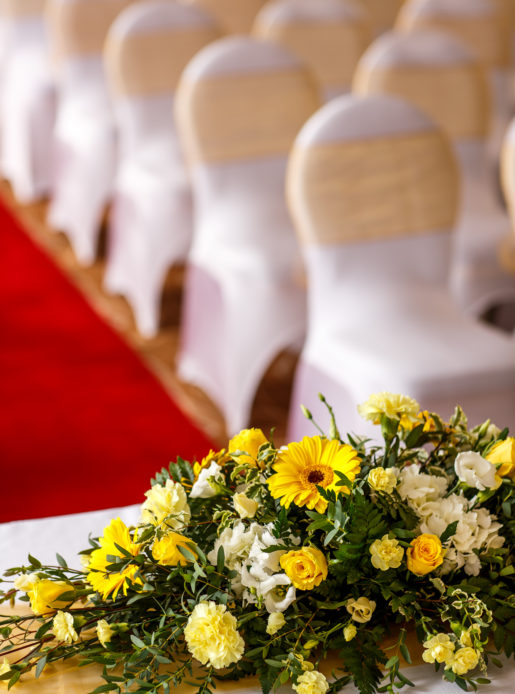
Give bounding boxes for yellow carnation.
[152,532,197,566]
[367,468,397,494]
[280,547,328,591]
[268,436,360,513]
[346,597,376,623]
[485,437,515,478]
[450,647,479,675]
[184,601,244,669]
[266,612,286,636]
[140,479,190,530]
[293,670,329,694]
[96,619,113,648]
[357,392,420,427]
[228,428,268,467]
[52,611,78,645]
[369,535,404,571]
[28,580,73,616]
[422,633,455,665]
[406,534,444,576]
[344,624,357,641]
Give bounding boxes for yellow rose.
[293,670,329,694]
[96,619,114,648]
[367,468,397,494]
[184,601,244,669]
[233,492,259,519]
[422,633,455,665]
[280,547,328,590]
[266,612,285,635]
[28,580,73,616]
[344,624,357,641]
[450,647,479,675]
[357,393,419,426]
[369,535,404,571]
[485,438,515,478]
[152,532,197,566]
[228,428,268,466]
[346,597,376,623]
[52,611,79,645]
[406,534,444,576]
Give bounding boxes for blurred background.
[1,0,515,523]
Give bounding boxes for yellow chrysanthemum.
[357,392,420,427]
[268,436,360,513]
[87,518,142,600]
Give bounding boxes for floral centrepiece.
[0,395,514,694]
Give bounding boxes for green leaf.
[35,656,47,679]
[56,553,68,569]
[27,554,41,568]
[130,635,146,649]
[217,546,225,573]
[405,424,424,448]
[385,656,399,669]
[440,521,459,544]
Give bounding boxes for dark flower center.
[307,470,325,485]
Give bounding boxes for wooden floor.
[1,182,297,449]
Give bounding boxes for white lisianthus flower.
[190,461,223,499]
[13,573,39,592]
[266,612,285,635]
[454,452,498,490]
[233,492,258,519]
[140,479,191,530]
[397,464,447,510]
[207,521,261,594]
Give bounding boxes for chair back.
[287,93,458,250]
[354,29,490,141]
[46,0,134,63]
[176,35,320,166]
[357,0,404,35]
[0,0,45,17]
[186,0,267,34]
[105,0,219,98]
[397,0,510,69]
[253,0,371,99]
[502,119,515,227]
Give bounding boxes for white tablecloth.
[0,508,513,692]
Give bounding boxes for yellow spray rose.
[266,612,285,636]
[406,534,444,576]
[422,633,455,665]
[346,597,376,623]
[280,547,328,590]
[367,468,397,494]
[52,611,79,645]
[28,580,73,616]
[152,532,197,566]
[184,601,244,669]
[344,624,357,641]
[485,437,515,478]
[228,428,268,467]
[369,535,404,571]
[450,647,479,675]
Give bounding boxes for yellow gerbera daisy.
[193,449,228,480]
[87,518,142,600]
[267,436,361,513]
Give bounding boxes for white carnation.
[397,464,447,510]
[190,461,223,498]
[454,452,497,490]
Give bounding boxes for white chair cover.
[397,0,513,163]
[175,36,321,434]
[353,28,515,317]
[253,0,371,101]
[103,0,220,337]
[46,0,133,265]
[286,94,515,441]
[0,0,55,203]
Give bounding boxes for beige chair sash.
[0,0,45,17]
[188,0,267,34]
[106,25,220,97]
[253,19,370,90]
[354,63,490,139]
[397,8,510,68]
[47,0,134,60]
[288,130,459,245]
[177,68,320,163]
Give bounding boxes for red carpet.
[0,201,213,523]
